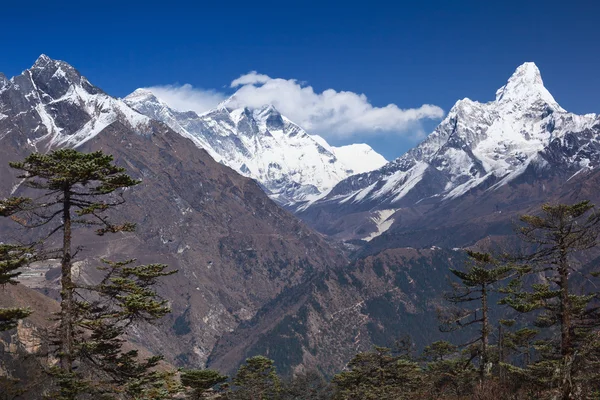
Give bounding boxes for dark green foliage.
[500,201,600,399]
[424,354,477,398]
[7,149,140,194]
[231,356,282,400]
[0,149,140,244]
[0,244,30,285]
[0,307,31,332]
[0,149,177,399]
[422,341,457,362]
[501,327,539,366]
[440,251,512,379]
[280,370,332,400]
[180,369,228,399]
[332,347,424,400]
[70,259,176,397]
[0,244,32,331]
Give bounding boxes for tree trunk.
[480,284,489,381]
[498,324,504,382]
[559,245,572,400]
[59,190,74,374]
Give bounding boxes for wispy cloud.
[144,72,444,138]
[230,71,271,87]
[143,84,226,114]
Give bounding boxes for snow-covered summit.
[125,88,387,204]
[302,62,599,223]
[495,62,564,112]
[0,55,152,149]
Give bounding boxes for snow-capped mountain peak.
[0,55,152,149]
[32,54,55,69]
[300,62,600,240]
[495,62,563,112]
[125,89,387,204]
[125,88,159,103]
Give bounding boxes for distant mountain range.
[0,55,347,369]
[297,62,600,243]
[124,89,387,205]
[207,63,600,375]
[2,56,600,377]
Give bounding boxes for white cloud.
[230,71,271,87]
[144,84,226,114]
[147,72,444,138]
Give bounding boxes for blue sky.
[1,0,598,160]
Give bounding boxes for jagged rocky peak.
[495,62,563,112]
[0,55,151,149]
[300,62,600,241]
[28,54,102,99]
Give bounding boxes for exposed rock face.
[0,56,347,368]
[124,89,387,205]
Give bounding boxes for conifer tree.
[180,369,228,399]
[421,341,457,362]
[501,326,539,367]
[420,341,477,398]
[230,356,281,400]
[0,149,176,399]
[0,245,34,399]
[280,370,332,400]
[332,346,423,400]
[501,201,600,400]
[440,251,512,380]
[0,244,32,331]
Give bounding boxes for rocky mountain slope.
[208,246,468,376]
[208,164,600,377]
[124,89,387,204]
[4,56,600,379]
[298,62,600,242]
[201,63,600,375]
[0,55,347,367]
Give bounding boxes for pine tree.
[180,369,228,399]
[423,353,476,398]
[0,149,177,399]
[501,201,600,399]
[0,244,32,331]
[280,370,332,400]
[440,251,512,380]
[501,326,539,367]
[421,341,457,362]
[230,356,281,400]
[332,347,424,400]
